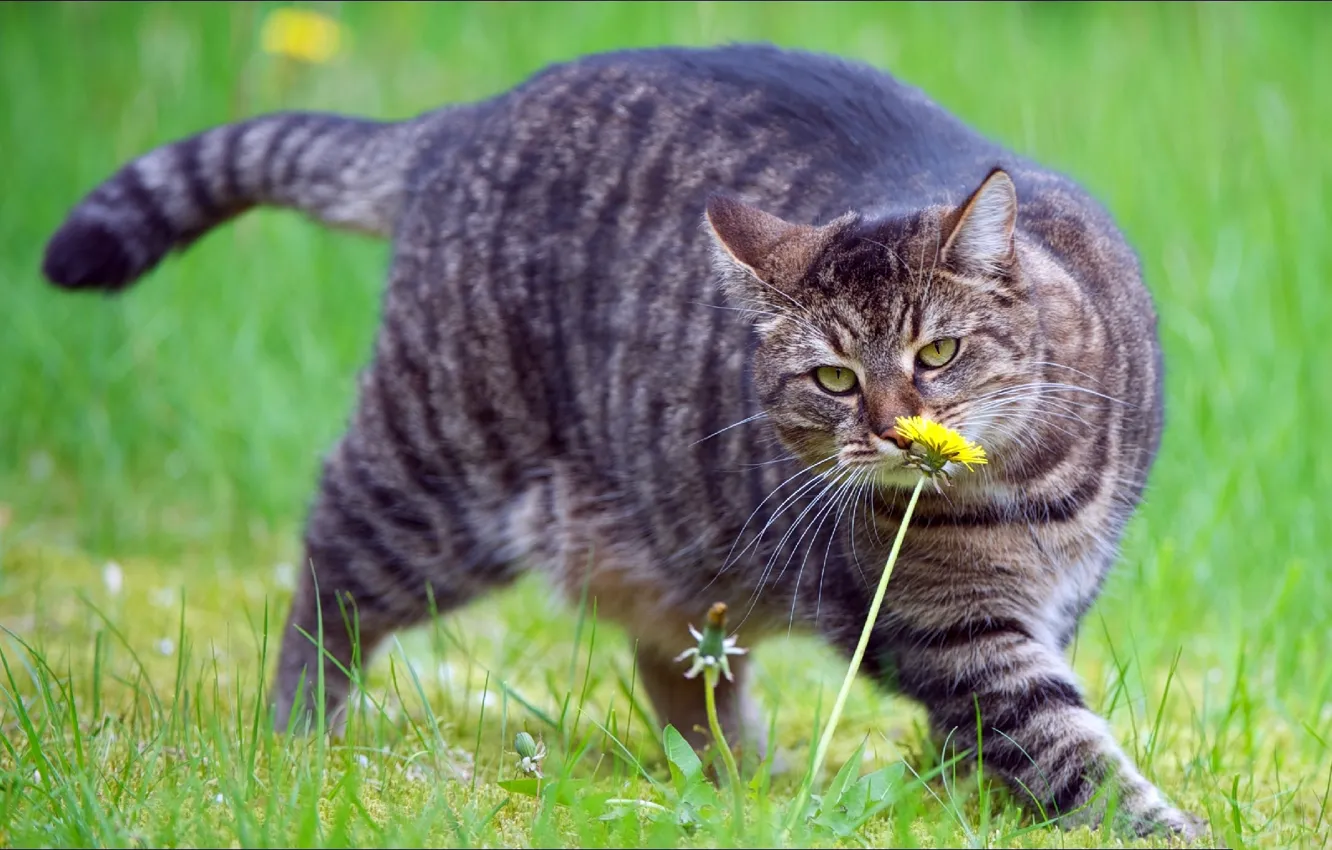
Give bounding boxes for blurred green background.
[1,2,1330,837]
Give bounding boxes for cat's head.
[706,168,1041,487]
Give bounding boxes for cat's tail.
[42,111,420,292]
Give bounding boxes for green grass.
[1,1,1330,846]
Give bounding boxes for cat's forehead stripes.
[795,217,994,356]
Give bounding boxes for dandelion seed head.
[102,562,124,595]
[273,562,295,589]
[676,602,748,682]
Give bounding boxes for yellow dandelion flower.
[261,8,344,64]
[894,415,988,474]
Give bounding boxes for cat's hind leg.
[273,468,517,733]
[273,371,519,734]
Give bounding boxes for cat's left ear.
[941,168,1017,278]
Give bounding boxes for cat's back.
[410,42,1015,219]
[403,42,1130,276]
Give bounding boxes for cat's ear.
[941,168,1017,278]
[705,195,841,311]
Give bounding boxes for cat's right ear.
[704,195,841,313]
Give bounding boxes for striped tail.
[42,111,418,292]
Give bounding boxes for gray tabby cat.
[42,44,1202,839]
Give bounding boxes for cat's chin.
[833,459,922,490]
[870,466,926,489]
[841,461,982,491]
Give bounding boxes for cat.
[41,43,1202,840]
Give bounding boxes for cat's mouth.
[836,445,923,488]
[839,433,910,467]
[839,448,898,466]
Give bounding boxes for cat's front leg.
[887,618,1204,841]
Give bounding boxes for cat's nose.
[879,428,912,451]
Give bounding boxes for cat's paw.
[1138,807,1209,846]
[762,746,792,778]
[1065,799,1210,846]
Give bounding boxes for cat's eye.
[917,337,960,369]
[813,365,858,395]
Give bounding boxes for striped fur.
[42,111,448,290]
[42,45,1200,840]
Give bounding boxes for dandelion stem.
[605,798,670,813]
[785,474,927,833]
[705,667,745,829]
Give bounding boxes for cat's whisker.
[952,420,1029,465]
[703,453,840,593]
[991,408,1087,440]
[726,460,836,538]
[864,474,888,547]
[1026,411,1093,433]
[734,454,803,470]
[975,405,1097,426]
[854,486,879,549]
[963,392,1102,429]
[966,397,1099,421]
[690,411,769,446]
[845,466,874,587]
[858,236,910,275]
[1030,359,1106,386]
[689,301,777,318]
[969,421,1038,452]
[969,381,1094,399]
[750,465,852,596]
[735,464,853,631]
[961,413,1044,446]
[752,463,861,611]
[753,276,818,323]
[971,380,1132,407]
[964,413,1082,460]
[783,468,856,634]
[723,459,842,569]
[778,463,860,592]
[802,467,861,632]
[968,398,1098,419]
[978,412,1146,492]
[966,402,1093,431]
[967,387,1101,409]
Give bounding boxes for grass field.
[2,2,1330,847]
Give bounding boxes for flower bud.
[514,731,538,760]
